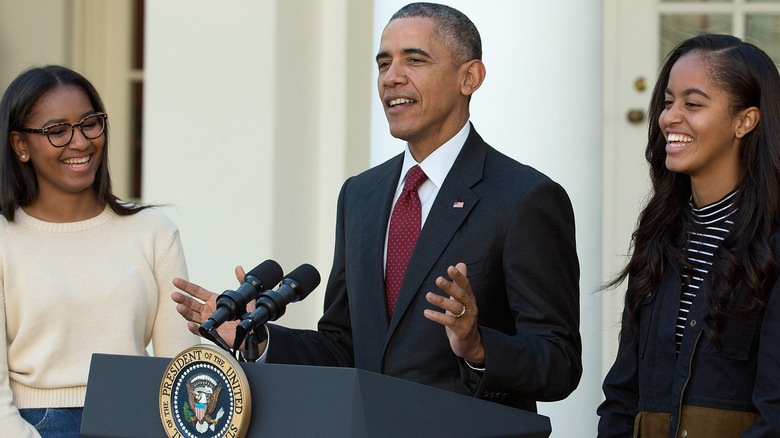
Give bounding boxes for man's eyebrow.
[375,47,432,63]
[402,47,431,58]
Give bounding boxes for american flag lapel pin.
[452,201,464,208]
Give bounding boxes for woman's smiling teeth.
[389,98,414,107]
[667,133,693,147]
[62,156,90,168]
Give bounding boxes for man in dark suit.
[173,2,581,411]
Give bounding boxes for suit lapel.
[358,156,402,335]
[387,127,487,336]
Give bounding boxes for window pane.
[132,0,144,198]
[746,14,780,66]
[132,81,143,198]
[133,0,144,71]
[660,14,732,61]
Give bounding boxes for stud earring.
[21,154,26,159]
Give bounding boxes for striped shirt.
[675,191,737,353]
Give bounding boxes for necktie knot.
[403,165,427,193]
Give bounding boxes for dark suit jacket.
[266,125,582,411]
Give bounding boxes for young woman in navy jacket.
[598,34,780,437]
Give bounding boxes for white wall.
[372,1,603,436]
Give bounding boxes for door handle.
[626,109,645,124]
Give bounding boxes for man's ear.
[735,107,760,139]
[460,59,486,97]
[10,131,29,162]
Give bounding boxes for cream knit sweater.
[0,206,199,437]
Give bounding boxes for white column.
[142,0,372,330]
[143,0,279,296]
[371,1,604,435]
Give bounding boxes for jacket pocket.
[699,307,761,360]
[464,259,485,278]
[635,410,671,438]
[678,405,760,437]
[638,292,657,359]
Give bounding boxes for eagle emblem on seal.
[185,374,225,433]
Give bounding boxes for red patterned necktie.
[385,165,428,318]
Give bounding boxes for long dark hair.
[611,34,780,343]
[0,65,149,221]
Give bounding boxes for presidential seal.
[160,345,251,438]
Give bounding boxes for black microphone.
[199,260,284,342]
[235,263,321,344]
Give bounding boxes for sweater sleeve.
[0,283,42,437]
[149,221,199,357]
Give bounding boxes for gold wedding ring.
[455,305,467,318]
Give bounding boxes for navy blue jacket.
[598,226,780,437]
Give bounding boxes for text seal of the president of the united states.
[159,345,251,438]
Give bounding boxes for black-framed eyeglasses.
[21,113,108,147]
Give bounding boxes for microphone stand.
[200,325,232,353]
[241,332,260,362]
[235,320,269,363]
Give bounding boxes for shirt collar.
[398,121,470,190]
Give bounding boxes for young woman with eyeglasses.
[598,35,780,437]
[0,65,198,437]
